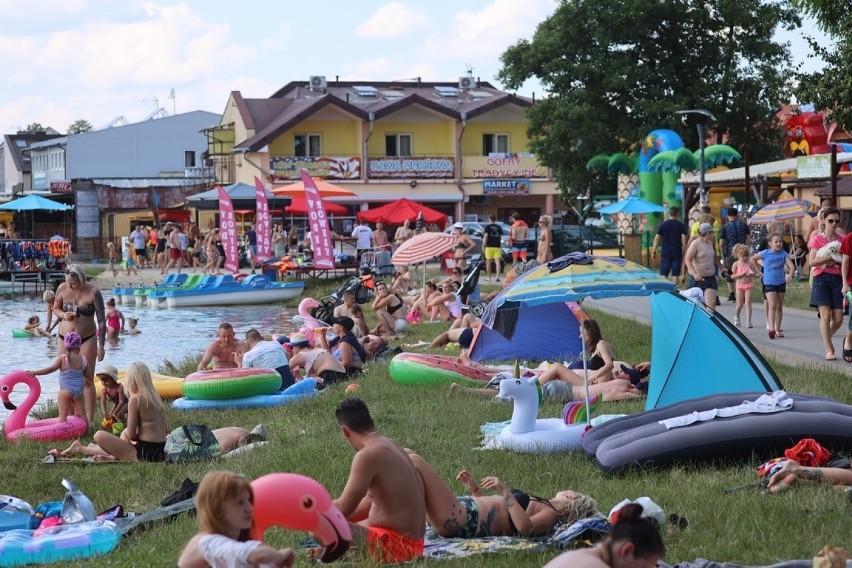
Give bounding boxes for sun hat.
[698,223,713,235]
[63,332,82,350]
[289,333,310,347]
[453,222,464,229]
[459,327,474,349]
[97,364,119,383]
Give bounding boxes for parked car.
[444,221,513,262]
[545,226,622,258]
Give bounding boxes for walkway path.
[589,294,852,377]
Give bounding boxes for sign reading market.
[482,179,530,195]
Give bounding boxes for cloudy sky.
[0,0,830,134]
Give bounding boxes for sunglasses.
[826,218,841,224]
[65,270,80,279]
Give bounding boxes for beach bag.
[164,424,221,463]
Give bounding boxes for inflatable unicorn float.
[1,370,88,442]
[494,376,621,453]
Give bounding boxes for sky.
[0,0,833,134]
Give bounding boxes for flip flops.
[843,339,852,363]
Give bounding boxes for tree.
[497,0,800,196]
[67,119,93,135]
[25,122,45,133]
[793,0,852,131]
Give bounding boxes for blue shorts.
[659,250,683,277]
[511,242,526,252]
[811,273,842,309]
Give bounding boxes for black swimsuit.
[59,303,97,344]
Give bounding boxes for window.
[294,134,321,157]
[385,134,412,157]
[184,151,196,168]
[482,133,509,156]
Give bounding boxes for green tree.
[497,0,800,196]
[25,122,45,133]
[67,119,93,135]
[793,0,852,131]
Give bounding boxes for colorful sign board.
[270,156,360,180]
[482,179,531,195]
[463,156,548,178]
[367,157,455,178]
[797,155,831,179]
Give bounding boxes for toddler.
[106,242,118,277]
[730,243,757,328]
[97,364,128,427]
[106,297,125,339]
[28,332,87,424]
[128,317,141,335]
[123,239,138,276]
[24,315,51,337]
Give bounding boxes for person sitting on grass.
[543,503,665,568]
[334,290,369,337]
[321,317,367,377]
[429,314,480,348]
[178,470,295,568]
[287,332,347,388]
[235,328,295,391]
[767,460,852,494]
[97,364,128,427]
[371,280,408,337]
[24,315,51,337]
[427,280,463,322]
[405,280,438,322]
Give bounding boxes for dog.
[815,241,842,263]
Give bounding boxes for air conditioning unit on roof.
[309,76,327,90]
[459,76,477,91]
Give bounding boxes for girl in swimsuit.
[105,297,125,340]
[28,332,87,423]
[97,365,128,426]
[371,281,408,336]
[53,264,106,424]
[427,281,463,322]
[178,471,295,568]
[57,361,168,462]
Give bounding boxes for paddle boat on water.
[112,273,202,306]
[146,274,304,308]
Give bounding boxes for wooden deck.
[0,270,66,293]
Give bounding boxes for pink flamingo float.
[1,370,88,442]
[251,472,351,563]
[295,297,330,345]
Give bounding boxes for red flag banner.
[253,176,273,261]
[217,185,239,273]
[300,170,336,270]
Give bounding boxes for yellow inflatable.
[94,369,184,399]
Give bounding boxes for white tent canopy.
[680,152,852,185]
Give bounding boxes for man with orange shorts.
[333,398,425,563]
[510,212,529,263]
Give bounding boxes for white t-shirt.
[242,341,288,369]
[351,225,373,249]
[199,534,274,568]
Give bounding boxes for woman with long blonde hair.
[178,471,294,568]
[57,361,168,462]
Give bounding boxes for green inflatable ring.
[11,329,36,338]
[183,368,281,400]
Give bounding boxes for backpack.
[164,424,221,463]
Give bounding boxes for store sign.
[50,181,73,193]
[464,156,548,178]
[797,155,831,179]
[270,156,360,180]
[368,156,454,178]
[482,179,530,195]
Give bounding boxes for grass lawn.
[2,274,849,567]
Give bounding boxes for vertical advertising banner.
[300,170,335,269]
[253,176,272,261]
[217,186,239,273]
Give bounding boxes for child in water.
[28,332,87,424]
[107,242,118,277]
[42,290,59,335]
[97,364,128,427]
[24,315,51,337]
[106,297,125,339]
[178,471,295,568]
[127,317,141,335]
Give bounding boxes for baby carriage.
[312,268,375,323]
[459,259,488,317]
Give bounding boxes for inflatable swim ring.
[94,370,184,400]
[0,371,88,443]
[0,520,120,567]
[183,368,281,400]
[389,353,491,386]
[173,378,318,411]
[11,329,35,339]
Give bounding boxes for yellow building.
[206,79,558,225]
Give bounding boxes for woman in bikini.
[538,319,614,387]
[537,215,553,263]
[57,361,168,462]
[287,332,347,388]
[451,223,475,271]
[53,264,106,424]
[371,280,408,336]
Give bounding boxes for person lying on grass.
[543,503,665,568]
[767,460,852,494]
[178,470,295,568]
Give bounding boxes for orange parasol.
[270,178,357,197]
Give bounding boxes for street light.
[676,109,716,207]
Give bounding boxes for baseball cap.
[698,223,713,235]
[453,222,464,229]
[328,316,355,332]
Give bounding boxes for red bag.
[783,438,830,467]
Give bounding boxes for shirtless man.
[197,323,247,370]
[164,224,184,274]
[372,221,389,249]
[510,212,529,263]
[334,291,369,336]
[333,398,425,564]
[684,223,728,311]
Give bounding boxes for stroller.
[312,268,375,322]
[459,259,488,317]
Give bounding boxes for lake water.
[0,295,297,423]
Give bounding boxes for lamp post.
[676,109,716,208]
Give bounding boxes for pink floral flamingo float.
[296,297,329,345]
[251,472,351,563]
[1,370,88,442]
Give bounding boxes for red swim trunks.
[169,248,181,260]
[365,526,423,564]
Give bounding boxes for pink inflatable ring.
[1,370,88,443]
[182,368,281,400]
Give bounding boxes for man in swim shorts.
[197,322,247,370]
[684,222,728,311]
[333,398,425,563]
